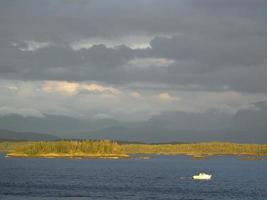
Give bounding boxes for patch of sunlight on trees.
[121,142,267,156]
[11,140,124,155]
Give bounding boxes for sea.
[0,153,266,200]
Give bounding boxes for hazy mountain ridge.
[0,129,59,141]
[0,101,266,143]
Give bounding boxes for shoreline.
[6,152,129,159]
[2,141,267,160]
[5,152,265,160]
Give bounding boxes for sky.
[0,0,267,141]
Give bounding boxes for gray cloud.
[1,36,267,93]
[1,0,267,93]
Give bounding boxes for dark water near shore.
[0,153,266,200]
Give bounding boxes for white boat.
[193,173,212,180]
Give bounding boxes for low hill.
[0,129,59,141]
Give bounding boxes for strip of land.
[1,140,267,159]
[121,142,267,158]
[6,152,129,159]
[3,140,128,159]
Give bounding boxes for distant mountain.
[63,126,240,143]
[60,107,267,143]
[0,102,267,143]
[0,129,59,141]
[0,114,120,133]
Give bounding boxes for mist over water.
[1,154,266,200]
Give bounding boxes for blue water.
[0,154,266,200]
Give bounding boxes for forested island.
[4,140,128,159]
[1,140,267,159]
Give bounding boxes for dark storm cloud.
[0,0,267,93]
[2,0,265,40]
[150,35,267,68]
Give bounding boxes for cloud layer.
[1,0,267,92]
[0,0,267,141]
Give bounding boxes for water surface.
[0,154,266,200]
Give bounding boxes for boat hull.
[193,175,212,180]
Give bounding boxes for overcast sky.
[0,0,267,123]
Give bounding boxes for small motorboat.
[193,172,212,180]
